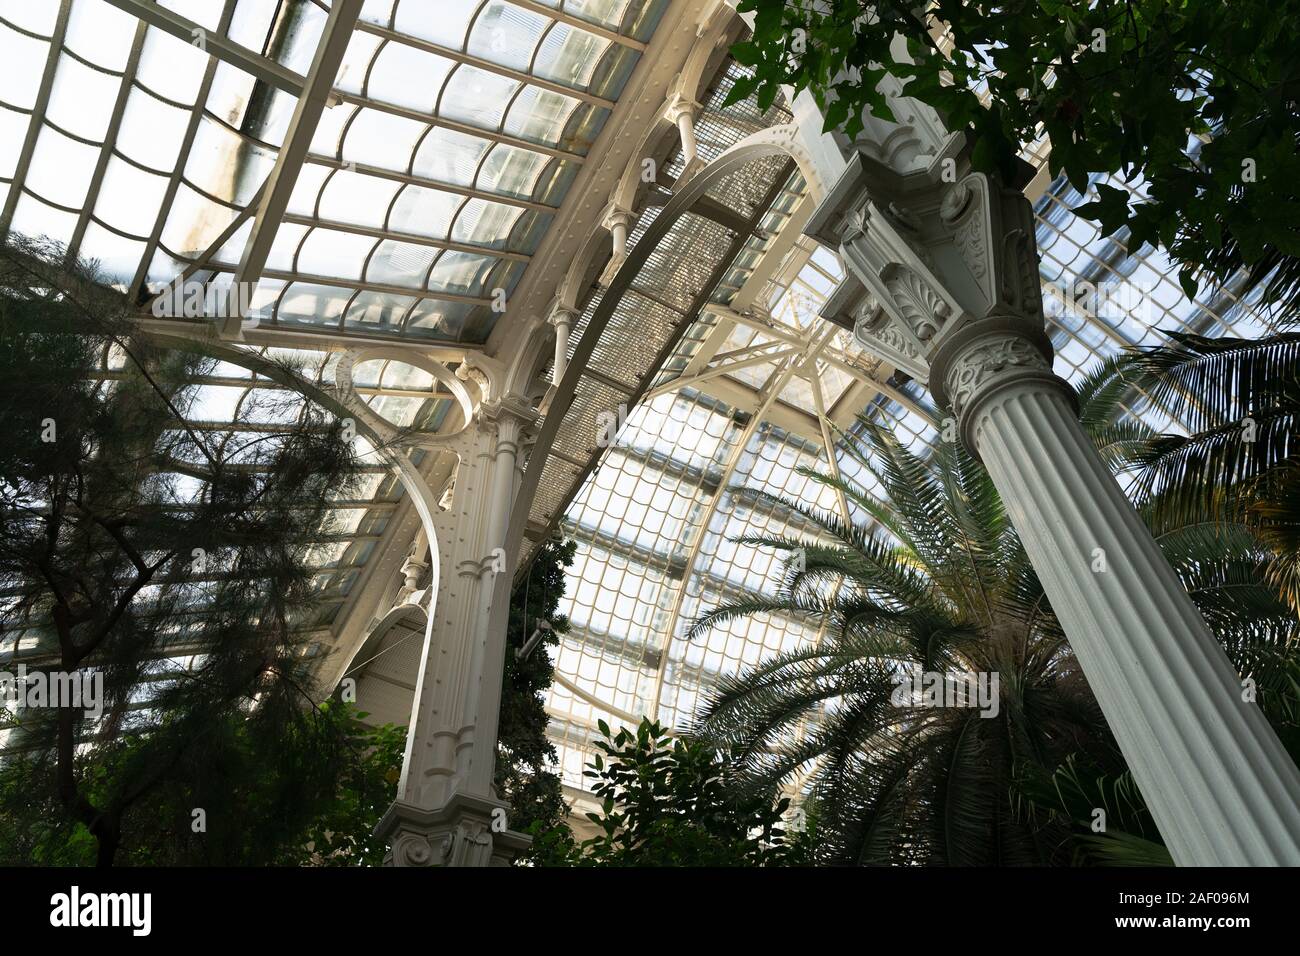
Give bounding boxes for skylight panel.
[425,249,498,296]
[411,126,492,184]
[475,143,548,198]
[392,0,481,50]
[365,239,437,286]
[261,221,308,271]
[501,85,580,146]
[295,227,378,279]
[46,51,120,141]
[0,20,47,107]
[404,298,478,338]
[275,281,351,327]
[316,167,403,226]
[448,196,521,247]
[439,65,518,130]
[26,125,97,209]
[336,107,425,169]
[536,22,608,89]
[387,185,462,239]
[565,0,632,31]
[466,1,549,74]
[135,25,206,106]
[77,220,145,284]
[115,85,188,172]
[364,40,454,112]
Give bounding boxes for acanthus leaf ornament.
[954,200,987,280]
[945,332,1049,419]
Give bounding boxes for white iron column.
[375,399,533,866]
[461,399,529,797]
[665,92,701,169]
[548,305,577,386]
[941,326,1300,866]
[602,204,634,259]
[810,155,1300,866]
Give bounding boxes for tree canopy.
[731,0,1300,311]
[0,236,365,864]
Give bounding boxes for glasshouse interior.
[1,0,1299,871]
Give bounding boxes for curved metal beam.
[142,330,449,697]
[502,126,823,570]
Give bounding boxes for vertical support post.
[666,93,701,168]
[936,323,1300,866]
[809,155,1300,866]
[548,305,577,386]
[602,206,635,260]
[375,396,535,867]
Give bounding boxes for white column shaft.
[463,418,520,794]
[676,108,698,166]
[552,317,570,386]
[970,376,1300,866]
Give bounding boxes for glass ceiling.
[0,0,665,342]
[0,0,669,747]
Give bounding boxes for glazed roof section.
[0,0,666,343]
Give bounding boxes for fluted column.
[936,325,1300,866]
[809,151,1300,866]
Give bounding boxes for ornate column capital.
[475,393,537,448]
[600,203,635,234]
[809,151,1064,449]
[547,302,579,329]
[928,315,1070,452]
[664,91,701,125]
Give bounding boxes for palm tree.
[1090,331,1300,616]
[688,371,1295,864]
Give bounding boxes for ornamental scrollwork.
[946,334,1049,418]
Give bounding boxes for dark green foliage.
[731,0,1300,312]
[1013,756,1173,866]
[276,704,406,867]
[0,236,366,864]
[530,718,812,866]
[498,538,574,851]
[1090,331,1300,615]
[0,701,404,866]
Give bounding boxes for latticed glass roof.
[0,0,664,342]
[0,0,670,749]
